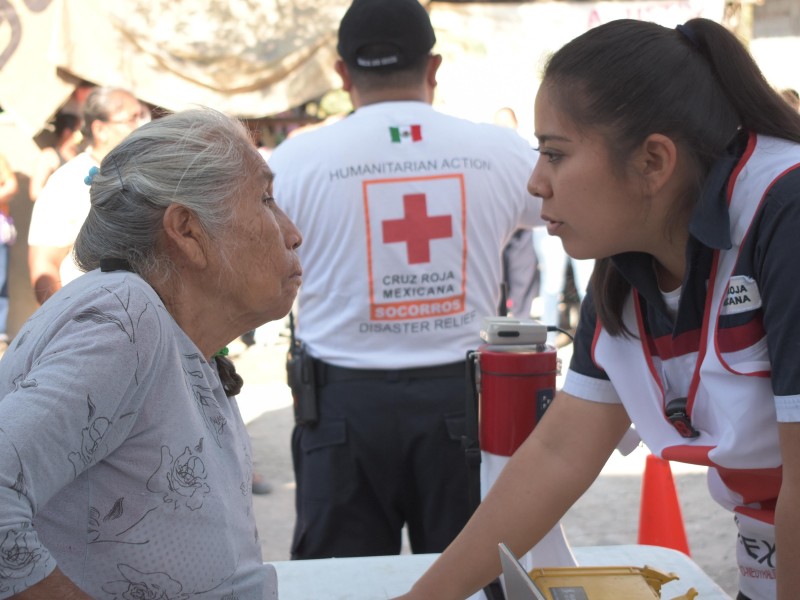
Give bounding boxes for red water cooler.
[463,317,560,509]
[476,343,558,457]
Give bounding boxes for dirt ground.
[233,336,739,598]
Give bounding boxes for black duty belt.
[314,359,465,385]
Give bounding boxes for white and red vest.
[593,133,800,597]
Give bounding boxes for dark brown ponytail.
[589,258,633,337]
[215,354,243,397]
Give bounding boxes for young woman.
[395,18,800,600]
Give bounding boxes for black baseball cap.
[337,0,436,70]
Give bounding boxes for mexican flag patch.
[389,125,422,143]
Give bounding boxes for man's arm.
[28,245,69,304]
[11,567,93,599]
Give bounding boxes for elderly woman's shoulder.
[68,269,163,307]
[1,271,175,379]
[27,271,170,346]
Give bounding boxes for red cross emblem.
[382,193,453,264]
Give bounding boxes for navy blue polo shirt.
[570,132,800,400]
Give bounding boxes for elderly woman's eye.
[262,194,275,205]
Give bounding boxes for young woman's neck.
[651,224,690,292]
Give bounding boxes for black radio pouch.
[286,313,319,427]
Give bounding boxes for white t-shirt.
[269,101,541,368]
[28,151,96,285]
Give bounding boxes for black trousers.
[290,365,470,559]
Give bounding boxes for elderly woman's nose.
[282,213,302,250]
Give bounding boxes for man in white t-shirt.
[268,0,541,560]
[28,87,142,304]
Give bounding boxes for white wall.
[751,0,800,93]
[429,0,727,140]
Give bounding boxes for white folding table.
[267,544,732,599]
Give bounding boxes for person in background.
[0,154,17,351]
[28,87,142,305]
[493,107,538,319]
[532,224,594,340]
[137,101,153,126]
[234,123,277,497]
[28,111,82,202]
[0,108,301,598]
[268,0,540,561]
[780,87,799,112]
[501,228,537,318]
[394,17,800,600]
[492,106,519,130]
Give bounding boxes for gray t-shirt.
[0,270,275,598]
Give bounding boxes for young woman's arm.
[393,391,631,600]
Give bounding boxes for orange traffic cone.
[637,453,691,555]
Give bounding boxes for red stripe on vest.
[662,444,780,525]
[717,313,766,354]
[646,328,702,360]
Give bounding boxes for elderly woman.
[0,109,302,598]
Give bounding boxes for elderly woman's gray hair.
[74,108,258,278]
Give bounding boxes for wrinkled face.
[218,155,303,330]
[528,84,648,260]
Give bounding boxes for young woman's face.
[529,84,652,260]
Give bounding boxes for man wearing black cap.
[269,0,541,560]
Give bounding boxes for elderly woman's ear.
[161,203,211,269]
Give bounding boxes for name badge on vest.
[721,275,762,316]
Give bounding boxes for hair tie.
[214,347,229,358]
[84,166,100,186]
[676,24,700,50]
[110,155,126,190]
[100,257,133,272]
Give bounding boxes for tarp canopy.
[1,0,353,136]
[0,0,80,137]
[1,0,725,139]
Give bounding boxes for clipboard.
[498,543,548,600]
